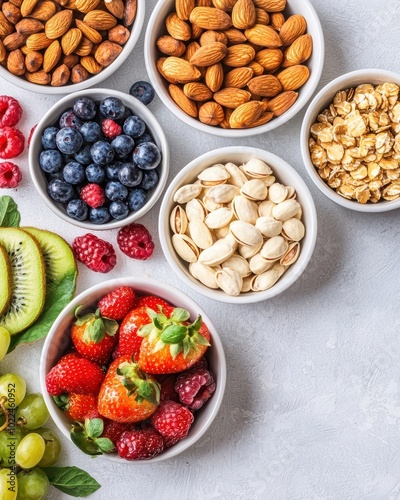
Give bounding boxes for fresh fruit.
[109,202,129,220]
[16,393,49,430]
[0,373,26,408]
[0,427,26,467]
[70,416,115,455]
[66,199,89,221]
[102,420,130,447]
[98,286,136,321]
[127,188,147,212]
[90,140,115,166]
[117,307,149,358]
[117,223,154,260]
[0,327,10,361]
[0,96,22,127]
[0,468,17,499]
[151,400,194,441]
[116,428,164,460]
[36,428,61,467]
[159,374,179,402]
[41,126,59,149]
[85,164,105,184]
[73,233,117,273]
[129,81,155,106]
[132,142,161,170]
[39,149,63,173]
[123,115,145,138]
[118,163,143,187]
[102,119,122,139]
[28,125,37,147]
[0,127,24,159]
[175,366,216,410]
[55,127,83,155]
[59,110,82,129]
[111,135,135,159]
[58,393,98,422]
[47,178,75,203]
[15,433,46,469]
[89,206,111,224]
[99,97,125,120]
[73,96,96,120]
[17,468,49,500]
[80,183,106,208]
[0,247,11,317]
[63,161,85,184]
[136,296,172,310]
[79,121,101,143]
[0,162,22,188]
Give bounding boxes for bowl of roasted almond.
[0,0,144,93]
[144,0,324,136]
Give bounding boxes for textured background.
[2,0,400,498]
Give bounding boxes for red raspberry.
[28,124,37,147]
[0,127,24,159]
[103,421,131,446]
[117,428,164,460]
[151,401,194,441]
[158,374,179,402]
[102,119,122,139]
[0,162,22,188]
[80,183,105,208]
[0,96,22,127]
[175,367,216,411]
[73,233,117,273]
[117,223,154,260]
[98,286,136,320]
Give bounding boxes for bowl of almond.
[144,0,324,136]
[0,0,144,93]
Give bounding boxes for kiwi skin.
[0,244,11,317]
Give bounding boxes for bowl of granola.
[300,69,400,212]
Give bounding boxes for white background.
[2,0,400,498]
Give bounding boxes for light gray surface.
[1,0,400,498]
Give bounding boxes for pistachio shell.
[229,220,263,247]
[198,238,235,266]
[286,186,296,199]
[197,165,230,186]
[186,198,208,221]
[224,162,248,187]
[281,218,305,241]
[272,262,286,277]
[215,267,243,296]
[251,268,280,291]
[170,205,188,234]
[215,224,230,239]
[294,207,302,220]
[238,241,262,259]
[224,233,239,251]
[280,241,300,266]
[222,253,251,277]
[174,184,203,203]
[260,235,288,260]
[202,195,223,211]
[268,183,288,203]
[240,179,268,201]
[255,216,282,238]
[249,252,274,274]
[232,195,259,224]
[204,207,233,229]
[263,175,276,187]
[258,200,275,217]
[172,233,199,263]
[188,220,214,249]
[189,261,219,289]
[241,275,254,292]
[207,183,240,203]
[242,158,273,178]
[272,199,301,221]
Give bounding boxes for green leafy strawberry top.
[117,360,160,406]
[74,306,119,344]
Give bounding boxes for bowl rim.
[300,68,400,213]
[0,0,145,95]
[28,88,170,230]
[158,146,318,304]
[144,0,325,138]
[39,277,227,464]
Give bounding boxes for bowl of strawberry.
[29,87,169,230]
[40,278,226,462]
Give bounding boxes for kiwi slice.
[0,228,46,336]
[0,244,11,317]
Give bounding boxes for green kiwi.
[0,244,11,317]
[0,228,46,335]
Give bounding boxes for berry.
[129,81,155,106]
[74,144,92,165]
[133,142,161,170]
[175,367,215,411]
[111,134,134,158]
[105,181,128,201]
[151,401,194,441]
[64,393,98,422]
[63,161,85,184]
[41,126,59,149]
[117,428,164,460]
[123,115,145,138]
[80,183,105,208]
[140,170,159,191]
[159,374,179,402]
[90,206,111,224]
[0,127,24,159]
[98,286,136,320]
[102,119,122,139]
[0,96,22,127]
[90,140,115,166]
[85,163,105,184]
[0,162,22,188]
[47,179,75,203]
[40,149,63,173]
[117,223,154,260]
[73,97,96,120]
[103,421,131,446]
[128,188,147,212]
[28,124,37,147]
[59,109,83,129]
[56,127,83,155]
[106,161,123,180]
[99,97,125,120]
[135,296,171,310]
[118,162,143,187]
[80,121,102,143]
[73,233,117,273]
[136,132,154,145]
[109,202,129,220]
[117,306,150,358]
[66,199,88,221]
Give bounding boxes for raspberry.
[0,162,22,188]
[103,421,131,446]
[151,401,194,441]
[102,119,122,139]
[158,374,179,402]
[0,96,22,127]
[175,367,216,411]
[80,183,106,208]
[98,286,136,321]
[73,233,117,273]
[117,428,164,460]
[117,223,154,260]
[28,124,37,147]
[0,127,24,159]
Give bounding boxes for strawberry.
[71,307,119,365]
[135,295,171,311]
[137,308,211,374]
[97,355,160,423]
[54,393,98,422]
[98,286,136,321]
[151,401,194,441]
[117,307,151,359]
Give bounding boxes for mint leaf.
[0,196,20,227]
[85,418,103,438]
[42,466,100,497]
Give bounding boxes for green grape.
[15,434,45,469]
[0,328,10,362]
[0,468,17,500]
[0,427,26,468]
[0,374,26,409]
[16,469,49,500]
[36,428,61,467]
[16,394,49,431]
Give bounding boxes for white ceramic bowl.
[39,277,226,463]
[159,146,318,304]
[144,0,324,137]
[300,68,400,212]
[29,88,169,230]
[0,0,145,95]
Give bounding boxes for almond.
[62,53,79,68]
[169,84,198,117]
[71,62,89,82]
[61,27,82,55]
[199,30,228,46]
[248,60,264,76]
[245,24,282,47]
[183,82,213,101]
[3,32,26,50]
[247,74,282,96]
[123,0,136,27]
[281,34,312,67]
[176,0,194,20]
[20,0,38,17]
[94,39,121,66]
[191,23,203,39]
[162,56,201,83]
[29,1,56,21]
[25,50,43,71]
[7,48,25,74]
[67,0,78,9]
[104,0,124,20]
[74,20,101,44]
[205,62,223,91]
[45,10,72,39]
[43,39,61,72]
[270,12,285,30]
[25,69,51,84]
[157,57,177,83]
[223,67,253,88]
[197,0,213,5]
[156,35,186,57]
[223,44,255,67]
[83,10,117,30]
[0,12,14,35]
[277,64,309,90]
[75,0,99,12]
[165,13,191,41]
[51,63,70,85]
[183,41,200,62]
[255,48,283,71]
[26,32,52,49]
[232,0,256,30]
[224,28,246,44]
[74,36,92,56]
[0,40,7,63]
[2,2,21,24]
[248,110,273,127]
[220,107,232,128]
[9,0,23,5]
[189,7,232,30]
[199,101,224,125]
[211,0,237,10]
[229,100,263,128]
[189,41,227,66]
[267,90,298,116]
[80,54,102,73]
[279,14,306,46]
[20,44,31,55]
[108,25,130,44]
[15,18,44,35]
[214,87,251,108]
[255,8,269,25]
[252,0,286,12]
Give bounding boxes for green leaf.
[41,466,101,497]
[70,427,102,456]
[153,338,166,353]
[153,317,163,330]
[170,343,183,359]
[85,418,104,438]
[192,332,211,347]
[95,437,115,453]
[136,380,160,406]
[160,325,187,344]
[53,395,69,411]
[183,338,192,358]
[0,196,20,228]
[103,318,119,336]
[91,318,105,343]
[137,323,154,338]
[190,315,202,332]
[170,308,190,322]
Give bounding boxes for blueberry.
[111,134,135,159]
[73,97,97,120]
[56,127,83,155]
[118,162,143,187]
[99,97,125,120]
[129,81,155,106]
[39,149,63,173]
[123,116,146,138]
[106,161,123,180]
[85,163,105,184]
[66,199,88,221]
[140,169,159,191]
[47,179,75,203]
[80,121,101,143]
[109,201,129,220]
[105,181,128,201]
[46,171,64,182]
[128,188,147,211]
[59,109,83,129]
[41,127,59,149]
[90,206,111,224]
[117,106,132,125]
[136,132,154,146]
[74,144,92,165]
[63,161,85,184]
[132,142,161,170]
[90,141,115,166]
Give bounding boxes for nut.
[70,62,88,82]
[3,32,26,51]
[29,1,57,21]
[277,64,310,91]
[20,0,38,17]
[61,27,82,55]
[176,0,195,21]
[229,100,263,128]
[75,0,99,13]
[166,12,191,41]
[189,7,232,30]
[281,34,312,67]
[7,48,25,74]
[75,19,102,44]
[223,67,254,88]
[45,9,73,39]
[247,75,282,97]
[2,2,21,24]
[183,82,213,101]
[51,62,69,85]
[156,35,186,57]
[162,56,201,83]
[123,0,136,27]
[205,62,224,92]
[83,10,117,30]
[108,24,130,45]
[231,0,256,30]
[25,49,43,71]
[190,41,227,66]
[80,54,101,73]
[104,0,124,20]
[25,68,50,83]
[279,14,307,46]
[94,40,122,66]
[15,18,44,35]
[214,87,251,108]
[199,101,225,125]
[43,39,61,72]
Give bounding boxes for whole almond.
[277,64,309,90]
[75,20,102,44]
[183,41,200,62]
[25,69,51,84]
[270,12,285,30]
[15,18,44,35]
[252,0,286,12]
[3,32,26,50]
[157,57,177,83]
[247,74,282,96]
[43,39,61,72]
[282,34,312,67]
[26,32,52,49]
[223,44,255,67]
[248,60,264,76]
[62,53,79,68]
[229,100,263,128]
[169,84,198,117]
[220,106,232,128]
[0,40,7,62]
[205,62,224,91]
[75,0,99,13]
[267,90,298,115]
[123,0,137,27]
[61,28,82,55]
[29,1,56,21]
[20,44,31,55]
[255,8,269,25]
[157,35,186,57]
[232,0,256,30]
[83,10,117,30]
[189,41,227,66]
[191,23,203,39]
[199,101,224,125]
[198,0,212,5]
[9,0,24,6]
[245,24,282,47]
[104,0,124,19]
[25,50,43,71]
[248,110,273,127]
[74,36,92,56]
[80,54,102,73]
[2,2,21,24]
[162,56,201,83]
[189,7,232,30]
[108,25,130,44]
[7,48,25,74]
[223,67,253,88]
[255,48,283,71]
[45,10,73,38]
[71,62,89,82]
[0,12,15,35]
[176,0,195,21]
[214,87,251,108]
[20,0,38,17]
[183,82,213,101]
[166,12,191,41]
[94,40,122,66]
[51,63,70,85]
[67,0,78,8]
[279,14,306,46]
[200,30,228,46]
[211,0,237,10]
[224,28,246,44]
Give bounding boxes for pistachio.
[214,224,230,239]
[197,164,230,186]
[281,218,305,241]
[263,175,276,187]
[188,220,214,249]
[240,179,268,201]
[272,199,301,221]
[170,205,188,234]
[268,183,288,203]
[202,195,223,211]
[249,252,274,275]
[189,262,219,289]
[221,253,251,277]
[258,199,275,217]
[260,235,288,260]
[238,241,262,259]
[229,220,263,247]
[251,268,280,291]
[280,241,300,266]
[204,207,233,229]
[241,275,254,293]
[255,216,282,237]
[232,195,258,224]
[173,183,203,203]
[242,158,273,178]
[215,267,243,296]
[207,183,240,203]
[172,233,199,263]
[186,198,208,221]
[198,237,235,266]
[224,162,248,187]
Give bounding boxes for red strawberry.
[98,286,136,321]
[135,295,171,311]
[117,428,164,460]
[117,306,150,359]
[151,401,194,441]
[62,393,98,422]
[97,355,160,423]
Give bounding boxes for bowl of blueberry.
[29,86,169,229]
